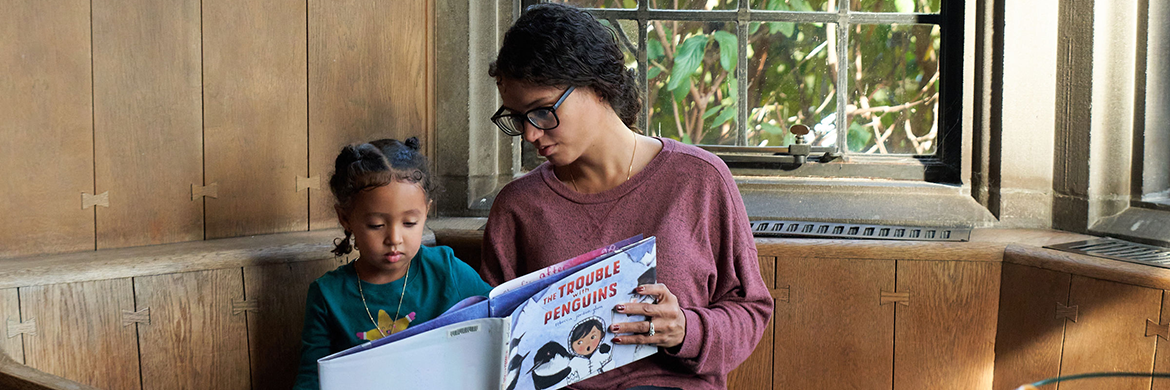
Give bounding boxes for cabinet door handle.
[1146,319,1169,340]
[1055,302,1078,322]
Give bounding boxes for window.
[526,0,963,182]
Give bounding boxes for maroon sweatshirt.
[480,138,773,390]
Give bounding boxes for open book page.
[319,317,509,390]
[504,237,658,390]
[490,235,643,299]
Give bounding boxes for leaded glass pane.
[647,21,738,145]
[747,22,836,148]
[846,23,939,155]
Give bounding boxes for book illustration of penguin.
[505,350,529,390]
[505,333,527,390]
[529,341,572,390]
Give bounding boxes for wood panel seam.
[5,318,34,338]
[232,299,260,315]
[192,183,219,200]
[82,192,110,209]
[121,308,150,326]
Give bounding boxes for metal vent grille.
[1046,238,1170,269]
[750,220,970,242]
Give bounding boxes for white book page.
[319,317,508,390]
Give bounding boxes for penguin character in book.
[505,334,527,390]
[529,341,572,390]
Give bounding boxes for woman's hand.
[610,283,686,349]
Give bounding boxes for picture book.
[317,236,659,390]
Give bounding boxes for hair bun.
[404,137,421,151]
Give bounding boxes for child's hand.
[609,283,686,348]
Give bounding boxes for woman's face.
[496,78,605,167]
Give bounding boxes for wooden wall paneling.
[92,0,204,249]
[19,279,140,390]
[728,256,775,390]
[991,263,1071,390]
[0,352,102,390]
[894,261,1000,390]
[772,257,895,389]
[0,0,94,257]
[135,269,249,390]
[1059,275,1161,390]
[202,0,309,239]
[0,288,22,363]
[1153,289,1170,390]
[244,258,342,390]
[308,0,433,229]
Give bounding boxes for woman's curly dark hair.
[328,137,434,256]
[489,3,641,128]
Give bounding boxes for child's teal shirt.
[293,245,492,390]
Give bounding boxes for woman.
[479,4,772,390]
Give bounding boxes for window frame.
[524,0,966,184]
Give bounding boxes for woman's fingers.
[611,283,686,348]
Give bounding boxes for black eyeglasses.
[490,86,576,137]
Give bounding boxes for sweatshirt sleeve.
[293,281,331,390]
[663,161,774,377]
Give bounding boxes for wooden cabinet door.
[244,258,344,390]
[135,269,250,390]
[728,256,776,390]
[894,261,1000,390]
[773,257,895,389]
[1059,275,1161,390]
[992,263,1071,390]
[19,279,141,390]
[0,288,23,363]
[1152,290,1170,390]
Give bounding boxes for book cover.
[505,237,657,390]
[318,236,658,390]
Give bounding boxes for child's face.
[338,181,429,282]
[572,326,603,356]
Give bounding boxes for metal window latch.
[707,124,843,166]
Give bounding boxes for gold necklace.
[354,259,410,339]
[567,132,638,193]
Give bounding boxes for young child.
[293,137,493,390]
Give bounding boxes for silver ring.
[646,320,655,337]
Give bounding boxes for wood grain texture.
[1153,290,1170,390]
[135,269,249,390]
[0,0,94,257]
[728,256,775,390]
[244,258,343,390]
[202,0,309,239]
[308,0,432,229]
[0,229,342,289]
[773,257,895,389]
[1004,244,1170,290]
[92,0,204,249]
[19,279,140,390]
[755,238,1005,262]
[991,263,1071,390]
[1059,275,1161,390]
[0,353,102,390]
[894,261,1000,390]
[0,289,22,364]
